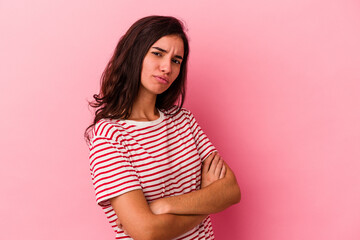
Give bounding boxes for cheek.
[141,56,154,74]
[172,66,181,79]
[141,61,149,75]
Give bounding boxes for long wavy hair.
[85,16,190,142]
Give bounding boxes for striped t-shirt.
[89,107,217,239]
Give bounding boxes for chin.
[140,82,171,96]
[152,86,171,95]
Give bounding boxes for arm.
[149,152,241,215]
[112,152,228,238]
[90,135,207,240]
[110,190,207,240]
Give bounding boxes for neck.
[129,87,159,121]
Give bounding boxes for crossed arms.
[110,152,241,240]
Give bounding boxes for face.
[140,35,184,96]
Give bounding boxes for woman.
[86,15,240,240]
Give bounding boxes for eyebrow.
[152,47,183,60]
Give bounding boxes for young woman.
[86,16,241,240]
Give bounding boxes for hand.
[116,218,129,235]
[201,152,226,188]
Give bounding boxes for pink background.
[1,0,360,239]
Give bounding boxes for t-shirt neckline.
[120,109,164,127]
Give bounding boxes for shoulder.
[162,105,194,119]
[91,118,124,142]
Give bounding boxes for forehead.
[151,35,184,55]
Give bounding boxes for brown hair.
[85,16,189,141]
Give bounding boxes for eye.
[151,52,162,57]
[172,59,181,64]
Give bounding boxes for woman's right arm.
[110,152,232,239]
[90,132,206,240]
[110,190,206,240]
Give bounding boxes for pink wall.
[1,0,359,239]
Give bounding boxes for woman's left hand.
[116,218,129,235]
[201,152,226,188]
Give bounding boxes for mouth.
[154,75,169,84]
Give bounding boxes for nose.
[160,58,172,74]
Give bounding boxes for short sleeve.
[89,136,142,207]
[185,109,217,162]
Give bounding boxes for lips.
[154,75,169,84]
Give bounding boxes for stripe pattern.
[89,107,216,239]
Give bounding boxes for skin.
[148,153,239,216]
[110,35,241,240]
[128,34,184,121]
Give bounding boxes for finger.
[219,164,226,179]
[210,154,221,174]
[116,219,120,227]
[202,152,215,173]
[214,159,223,177]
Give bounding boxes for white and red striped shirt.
[89,107,217,239]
